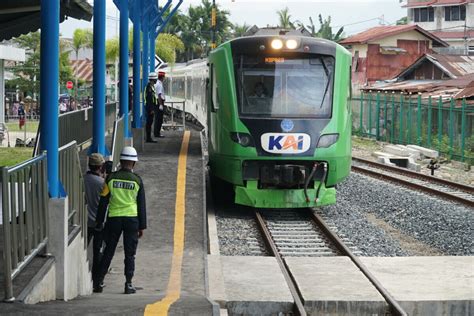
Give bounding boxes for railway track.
[255,209,407,316]
[352,157,474,208]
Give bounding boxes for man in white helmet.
[94,146,147,294]
[144,72,158,143]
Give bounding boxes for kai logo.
[261,133,311,154]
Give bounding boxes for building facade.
[402,0,474,54]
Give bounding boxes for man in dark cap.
[84,153,106,287]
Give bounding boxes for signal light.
[271,39,283,50]
[230,132,254,147]
[317,134,339,148]
[286,39,298,49]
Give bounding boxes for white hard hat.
[120,146,138,162]
[148,72,158,80]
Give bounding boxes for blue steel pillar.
[119,0,130,137]
[142,16,149,124]
[132,4,141,128]
[149,31,156,72]
[142,16,149,95]
[90,0,108,155]
[40,0,60,197]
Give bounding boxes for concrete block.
[360,257,474,316]
[47,197,92,301]
[407,145,439,159]
[285,257,387,315]
[383,145,410,157]
[371,151,395,159]
[20,259,56,304]
[47,198,68,300]
[219,256,293,315]
[377,157,397,167]
[397,145,421,160]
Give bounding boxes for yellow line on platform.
[144,131,191,316]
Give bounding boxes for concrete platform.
[208,255,294,315]
[286,256,474,316]
[360,256,474,316]
[0,130,216,315]
[286,257,388,315]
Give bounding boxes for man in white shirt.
[154,71,166,138]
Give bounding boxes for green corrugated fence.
[352,92,474,165]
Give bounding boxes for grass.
[0,147,33,167]
[352,135,382,151]
[5,121,39,133]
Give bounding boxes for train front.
[208,36,352,208]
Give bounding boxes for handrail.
[2,154,49,301]
[58,141,87,245]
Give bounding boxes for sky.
[60,0,406,39]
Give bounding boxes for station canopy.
[0,0,93,41]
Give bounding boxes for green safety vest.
[101,170,141,217]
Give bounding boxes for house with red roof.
[401,0,473,54]
[339,25,449,89]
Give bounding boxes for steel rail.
[309,211,408,316]
[352,157,474,194]
[255,211,307,316]
[352,164,474,208]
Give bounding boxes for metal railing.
[163,101,186,130]
[59,141,87,247]
[110,116,125,172]
[59,103,117,148]
[33,103,117,157]
[1,154,49,301]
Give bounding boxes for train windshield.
[235,55,334,118]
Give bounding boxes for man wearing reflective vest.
[145,72,158,143]
[94,146,147,294]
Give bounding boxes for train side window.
[211,64,219,111]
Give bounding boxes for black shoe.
[146,139,157,143]
[124,282,136,294]
[93,281,104,293]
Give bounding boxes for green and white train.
[166,35,352,208]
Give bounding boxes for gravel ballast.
[215,173,472,257]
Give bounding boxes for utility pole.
[211,0,216,50]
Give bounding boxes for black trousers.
[154,110,164,137]
[87,228,104,284]
[146,109,154,140]
[98,217,139,283]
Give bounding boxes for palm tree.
[72,29,92,98]
[105,38,120,63]
[277,7,295,29]
[232,23,250,38]
[316,14,344,42]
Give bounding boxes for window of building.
[413,7,434,22]
[445,5,466,21]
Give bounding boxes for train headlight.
[271,39,283,50]
[230,132,254,147]
[286,39,298,49]
[317,134,339,148]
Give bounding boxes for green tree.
[105,37,120,63]
[277,7,295,29]
[232,23,250,38]
[9,32,41,99]
[72,28,93,97]
[155,33,185,64]
[316,14,344,41]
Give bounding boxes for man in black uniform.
[94,146,147,294]
[145,72,158,143]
